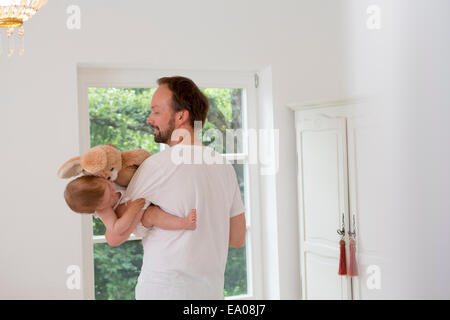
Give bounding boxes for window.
[78,68,262,300]
[88,87,156,300]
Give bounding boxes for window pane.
[93,217,106,236]
[232,163,246,207]
[88,87,159,154]
[201,88,244,154]
[94,240,143,300]
[88,88,156,300]
[88,87,159,236]
[224,163,248,297]
[88,86,249,299]
[225,244,248,297]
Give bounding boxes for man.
[109,76,246,300]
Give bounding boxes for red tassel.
[338,239,347,275]
[348,238,359,276]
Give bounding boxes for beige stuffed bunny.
[57,144,151,187]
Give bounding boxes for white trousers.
[135,274,224,300]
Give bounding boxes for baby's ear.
[57,156,82,178]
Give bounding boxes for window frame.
[77,67,263,300]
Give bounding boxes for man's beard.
[153,116,175,144]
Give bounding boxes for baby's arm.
[141,205,197,230]
[98,199,145,246]
[114,201,145,236]
[114,198,146,235]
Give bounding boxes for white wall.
[385,0,450,299]
[342,0,450,298]
[0,0,349,299]
[3,0,450,301]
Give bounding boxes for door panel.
[305,252,343,299]
[346,114,385,299]
[302,131,341,244]
[296,114,352,300]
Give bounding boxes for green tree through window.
[88,87,248,300]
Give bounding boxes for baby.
[64,175,197,244]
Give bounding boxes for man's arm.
[229,213,246,248]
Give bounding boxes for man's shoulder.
[143,145,233,169]
[142,148,172,165]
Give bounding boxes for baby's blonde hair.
[64,175,108,214]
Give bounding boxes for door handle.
[337,212,345,236]
[348,213,357,238]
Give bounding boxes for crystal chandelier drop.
[0,0,48,57]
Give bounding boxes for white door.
[296,112,352,300]
[346,112,385,299]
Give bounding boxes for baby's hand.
[127,198,146,212]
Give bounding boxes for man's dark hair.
[157,76,209,128]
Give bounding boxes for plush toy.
[57,144,151,187]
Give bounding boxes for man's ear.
[176,109,190,127]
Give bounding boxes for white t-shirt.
[121,144,245,300]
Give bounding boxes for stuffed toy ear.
[121,149,151,167]
[105,143,117,149]
[81,146,108,174]
[57,156,82,178]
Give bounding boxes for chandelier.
[0,0,48,57]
